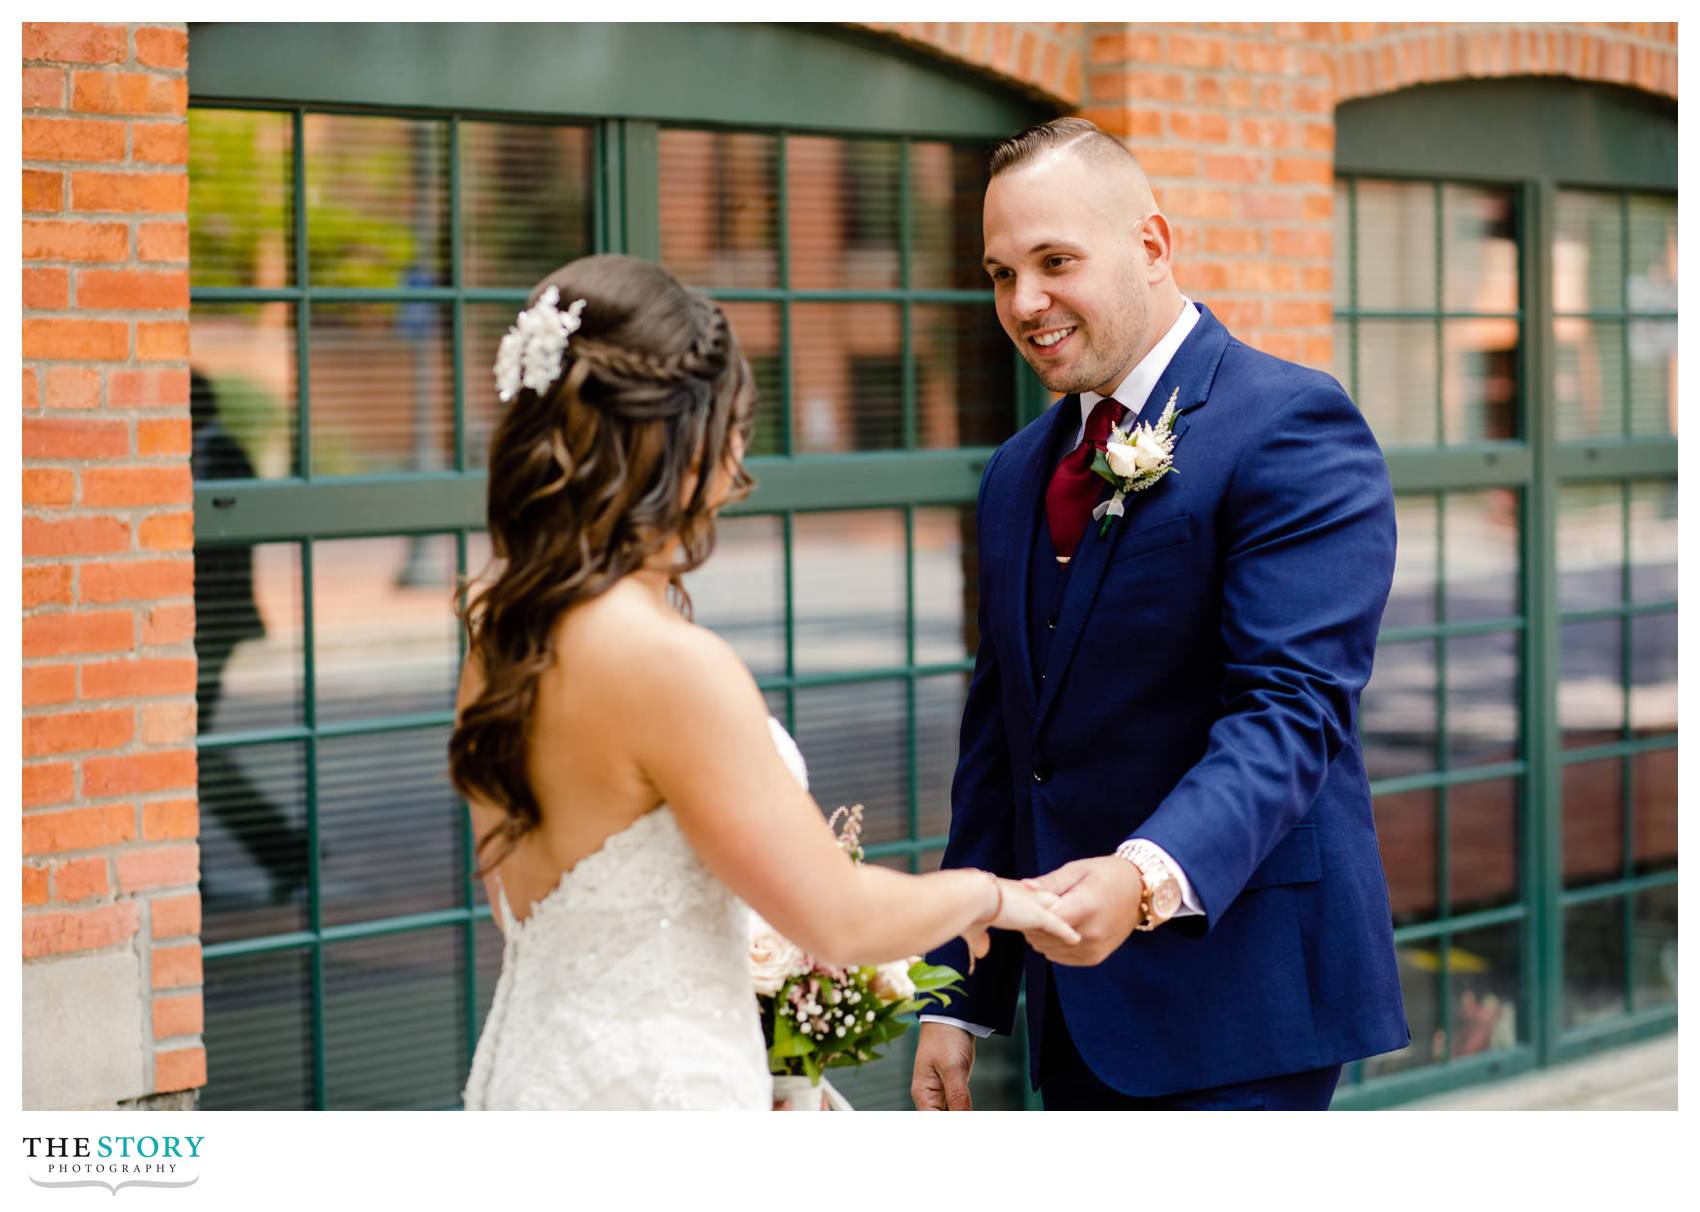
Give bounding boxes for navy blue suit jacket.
[928,304,1410,1096]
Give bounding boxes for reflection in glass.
[1561,757,1624,888]
[1556,484,1623,611]
[1444,489,1518,622]
[1354,321,1437,446]
[911,141,991,291]
[1443,185,1518,313]
[913,506,977,666]
[1447,923,1520,1059]
[305,114,448,289]
[1368,945,1438,1078]
[791,510,905,675]
[1559,619,1623,750]
[719,300,785,456]
[319,726,460,928]
[1553,190,1621,314]
[196,540,303,737]
[200,950,313,1109]
[1552,319,1625,440]
[1442,317,1518,442]
[915,305,1017,449]
[687,514,786,680]
[791,303,903,452]
[314,535,459,724]
[1372,789,1436,924]
[1448,779,1519,913]
[1628,319,1677,437]
[463,302,518,469]
[1361,640,1437,782]
[1631,747,1677,874]
[461,121,593,288]
[1384,494,1437,629]
[786,136,900,290]
[1628,480,1677,603]
[1445,631,1518,767]
[1355,180,1435,311]
[794,680,907,846]
[324,928,467,1108]
[915,673,969,842]
[310,304,453,476]
[1631,885,1677,1010]
[1629,610,1676,736]
[1563,898,1626,1030]
[200,742,309,945]
[189,108,294,289]
[658,129,779,289]
[1626,194,1677,310]
[190,303,299,478]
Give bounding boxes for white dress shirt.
[923,299,1204,1040]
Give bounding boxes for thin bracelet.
[977,870,1002,927]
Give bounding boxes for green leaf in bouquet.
[1090,448,1119,487]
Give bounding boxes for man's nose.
[1010,277,1050,323]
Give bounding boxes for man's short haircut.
[988,116,1137,178]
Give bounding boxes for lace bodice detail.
[462,717,807,1110]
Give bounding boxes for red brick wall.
[22,21,203,1102]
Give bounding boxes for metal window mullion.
[449,115,466,473]
[899,138,918,454]
[294,107,312,482]
[1617,479,1637,1010]
[1434,485,1453,1060]
[1433,180,1446,446]
[904,506,919,873]
[300,537,326,1109]
[780,512,796,730]
[776,132,795,459]
[1618,192,1632,439]
[1348,176,1359,404]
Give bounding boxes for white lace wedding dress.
[462,717,807,1110]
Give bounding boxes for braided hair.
[449,255,756,873]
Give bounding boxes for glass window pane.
[1354,180,1435,311]
[786,136,900,290]
[915,673,968,844]
[305,114,448,289]
[1562,757,1624,888]
[461,121,594,288]
[1369,944,1439,1078]
[1373,788,1436,925]
[1385,494,1437,629]
[1628,479,1677,603]
[915,304,1016,449]
[1446,631,1518,768]
[1626,193,1677,312]
[1552,318,1625,440]
[1627,319,1677,436]
[793,681,907,847]
[314,535,459,724]
[910,141,991,291]
[189,108,294,289]
[658,129,778,289]
[1443,185,1518,314]
[1444,489,1518,622]
[473,909,504,1043]
[1629,610,1676,736]
[1448,778,1519,914]
[197,540,303,737]
[318,726,460,928]
[1631,748,1676,874]
[309,303,453,476]
[720,300,785,456]
[1447,922,1520,1059]
[791,510,905,675]
[1563,898,1626,1030]
[1332,180,1351,309]
[1441,317,1518,442]
[913,505,977,666]
[791,302,903,452]
[324,928,468,1108]
[1363,639,1437,782]
[463,301,517,470]
[200,741,309,945]
[200,949,313,1109]
[1355,320,1438,446]
[1554,190,1622,314]
[687,514,786,681]
[1556,484,1623,611]
[190,302,299,479]
[1631,884,1677,1009]
[1559,619,1624,750]
[1331,319,1354,397]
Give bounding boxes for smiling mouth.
[1028,326,1076,351]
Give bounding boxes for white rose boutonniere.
[1090,387,1181,535]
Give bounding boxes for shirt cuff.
[918,1015,995,1038]
[1130,838,1203,917]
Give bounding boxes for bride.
[452,254,1078,1110]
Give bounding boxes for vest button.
[1032,766,1050,784]
[1046,615,1058,630]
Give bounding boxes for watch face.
[1150,879,1182,918]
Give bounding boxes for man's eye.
[989,268,1012,283]
[1046,256,1071,270]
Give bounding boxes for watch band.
[1114,840,1177,931]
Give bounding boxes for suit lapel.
[1033,304,1232,731]
[1010,394,1082,713]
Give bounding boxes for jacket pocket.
[1243,822,1321,890]
[1108,512,1193,565]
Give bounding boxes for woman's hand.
[960,875,1081,970]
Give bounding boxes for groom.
[912,118,1408,1110]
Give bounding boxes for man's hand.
[910,1021,977,1110]
[1021,856,1145,966]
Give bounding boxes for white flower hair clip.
[493,285,589,403]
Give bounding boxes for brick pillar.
[22,21,204,1108]
[1083,24,1337,369]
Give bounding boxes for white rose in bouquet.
[1132,429,1169,473]
[1104,439,1141,479]
[749,914,809,996]
[869,957,918,1003]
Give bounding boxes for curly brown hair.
[449,254,756,874]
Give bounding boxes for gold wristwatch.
[1114,840,1182,931]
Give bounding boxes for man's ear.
[1140,212,1175,280]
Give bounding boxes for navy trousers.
[1038,974,1342,1111]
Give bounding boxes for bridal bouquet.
[749,805,964,1107]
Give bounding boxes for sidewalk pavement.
[1407,1033,1677,1109]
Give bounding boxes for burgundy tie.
[1045,397,1128,563]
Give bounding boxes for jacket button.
[1032,767,1050,784]
[1046,615,1058,630]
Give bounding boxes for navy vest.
[1026,412,1087,688]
